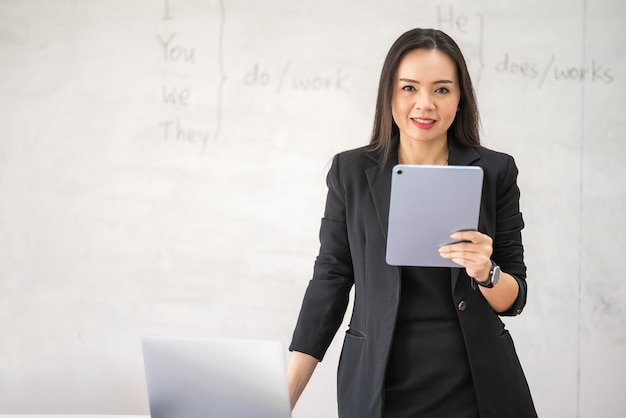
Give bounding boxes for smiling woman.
[287,28,537,418]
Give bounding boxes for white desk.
[0,416,149,418]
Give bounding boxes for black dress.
[383,267,480,418]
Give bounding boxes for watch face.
[492,265,501,286]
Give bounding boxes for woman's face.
[391,48,461,147]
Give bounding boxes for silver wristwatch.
[475,260,501,288]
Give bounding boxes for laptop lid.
[141,336,292,418]
[385,164,484,267]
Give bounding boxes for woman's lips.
[411,118,436,129]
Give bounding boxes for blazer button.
[458,301,467,311]
[515,309,523,315]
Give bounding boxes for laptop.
[386,164,484,267]
[141,335,292,418]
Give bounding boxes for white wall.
[0,0,624,417]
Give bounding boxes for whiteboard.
[0,0,625,417]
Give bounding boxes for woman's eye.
[435,87,450,94]
[402,85,416,91]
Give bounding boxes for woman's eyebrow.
[398,78,455,84]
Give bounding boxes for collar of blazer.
[364,136,482,285]
[364,135,482,167]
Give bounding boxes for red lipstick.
[412,118,436,129]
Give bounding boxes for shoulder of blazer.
[332,145,380,174]
[474,145,516,166]
[472,146,519,187]
[449,141,516,173]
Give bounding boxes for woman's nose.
[415,92,435,110]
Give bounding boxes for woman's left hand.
[438,230,493,282]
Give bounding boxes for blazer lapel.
[365,140,399,241]
[448,139,481,166]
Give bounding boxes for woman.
[287,28,537,418]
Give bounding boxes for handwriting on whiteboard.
[150,1,616,151]
[155,0,225,149]
[438,5,614,88]
[243,63,350,93]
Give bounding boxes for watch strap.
[475,261,498,288]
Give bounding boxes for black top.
[384,267,480,418]
[396,267,458,321]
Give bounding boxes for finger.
[450,230,491,245]
[440,242,483,257]
[439,251,490,279]
[439,248,480,263]
[437,249,468,267]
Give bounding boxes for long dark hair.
[369,28,481,162]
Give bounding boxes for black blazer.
[290,137,537,418]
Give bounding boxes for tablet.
[385,164,484,267]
